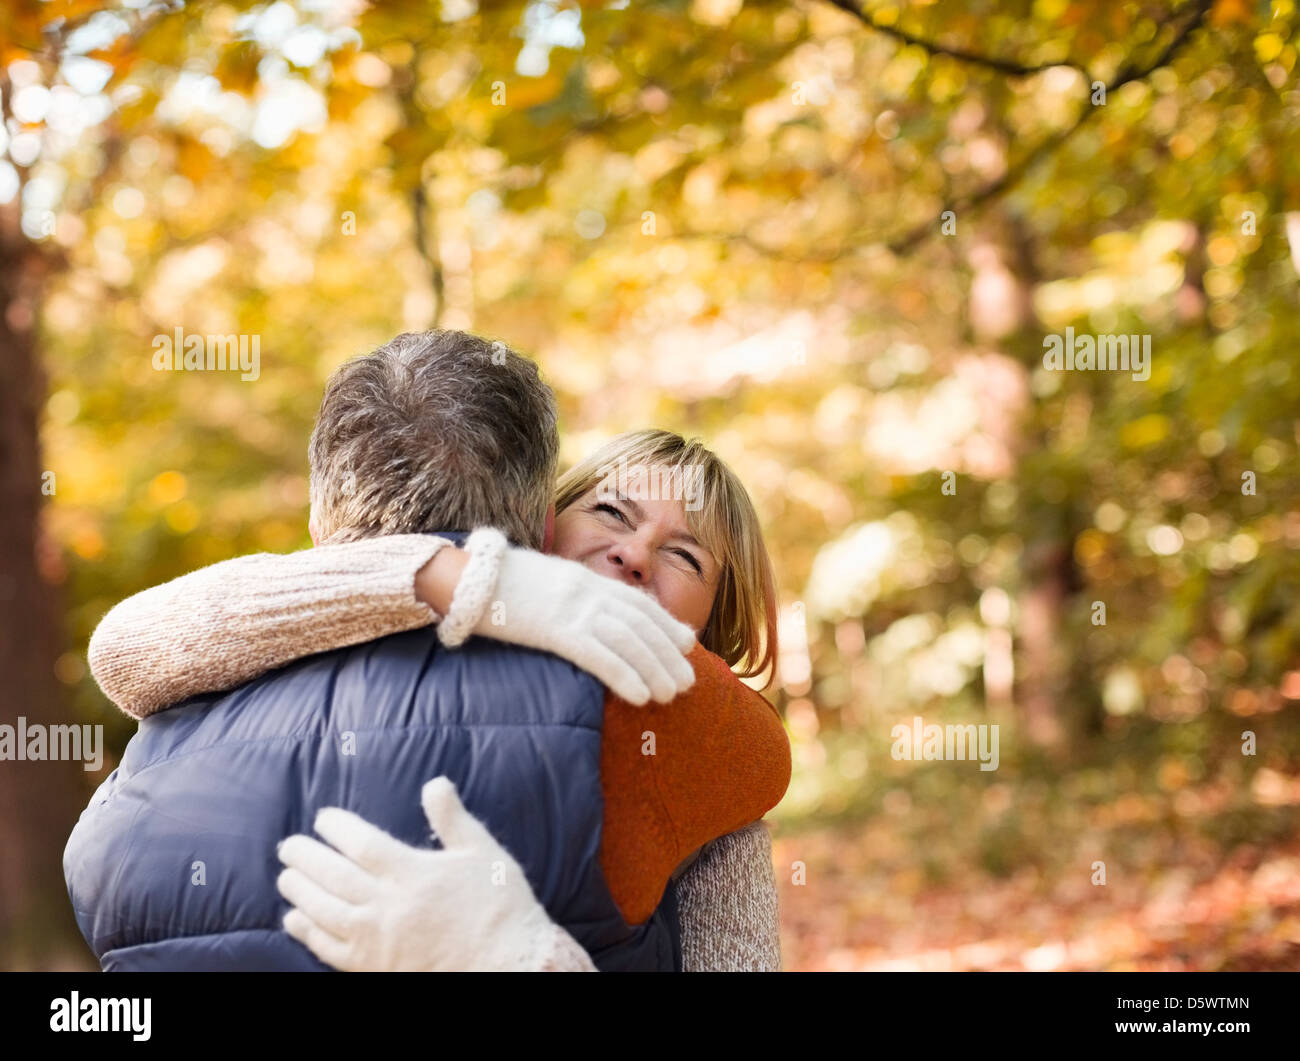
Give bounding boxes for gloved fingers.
[278,832,375,904]
[595,605,685,703]
[420,777,504,856]
[312,806,413,875]
[624,605,696,696]
[283,907,353,971]
[578,638,652,705]
[606,598,696,695]
[276,866,360,939]
[593,575,696,653]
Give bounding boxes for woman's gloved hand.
[277,777,596,972]
[436,527,697,705]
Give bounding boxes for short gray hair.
[308,330,558,548]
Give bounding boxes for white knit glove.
[438,528,697,705]
[278,777,593,972]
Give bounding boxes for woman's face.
[552,477,720,635]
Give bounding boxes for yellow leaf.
[1119,414,1171,450]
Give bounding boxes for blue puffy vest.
[64,536,680,972]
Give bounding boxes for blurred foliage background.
[2,0,1298,970]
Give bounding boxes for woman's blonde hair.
[554,429,778,688]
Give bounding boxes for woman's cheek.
[661,577,712,632]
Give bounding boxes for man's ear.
[541,504,556,554]
[308,509,321,547]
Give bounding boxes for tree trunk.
[976,212,1075,754]
[0,197,91,969]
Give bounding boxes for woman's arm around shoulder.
[88,535,452,719]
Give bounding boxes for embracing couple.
[64,329,791,972]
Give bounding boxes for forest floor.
[771,766,1300,971]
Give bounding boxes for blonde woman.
[87,429,786,971]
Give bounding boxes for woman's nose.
[607,540,650,583]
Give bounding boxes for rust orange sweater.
[600,643,791,925]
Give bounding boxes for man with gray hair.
[306,331,558,549]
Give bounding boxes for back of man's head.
[308,330,558,548]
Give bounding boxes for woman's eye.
[593,502,628,525]
[673,549,703,575]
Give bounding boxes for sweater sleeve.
[676,821,782,972]
[87,535,451,720]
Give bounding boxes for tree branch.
[883,0,1214,254]
[399,53,445,327]
[673,1,1214,262]
[823,0,1088,78]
